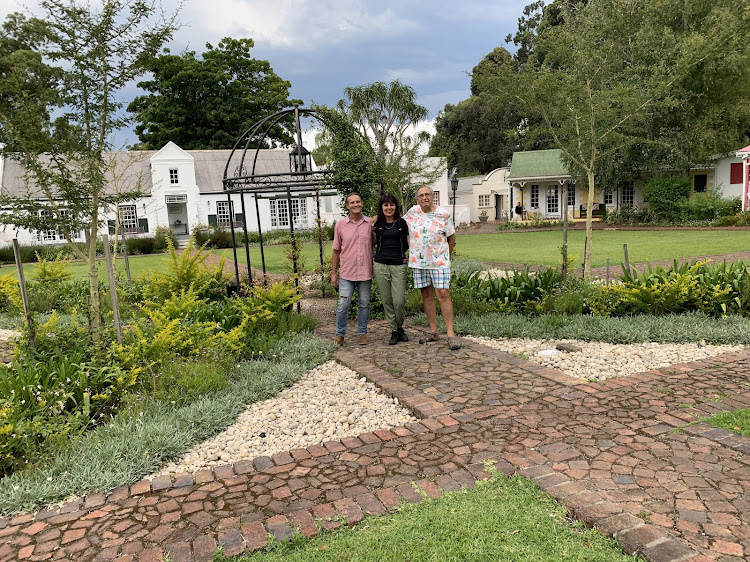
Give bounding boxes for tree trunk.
[87,197,101,343]
[584,169,596,278]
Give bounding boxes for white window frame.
[36,209,58,242]
[169,168,179,184]
[623,182,634,207]
[216,201,232,227]
[433,192,440,206]
[567,185,575,208]
[118,205,138,233]
[478,194,490,207]
[270,198,307,228]
[530,185,539,209]
[604,190,614,205]
[547,186,559,214]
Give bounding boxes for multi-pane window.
[567,185,575,207]
[118,205,138,232]
[478,194,490,207]
[433,192,440,206]
[270,198,307,227]
[37,209,58,242]
[622,182,634,207]
[604,190,614,205]
[530,185,539,208]
[216,201,232,226]
[547,186,559,214]
[169,168,179,184]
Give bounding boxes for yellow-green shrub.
[0,275,21,312]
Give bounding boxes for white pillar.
[743,156,749,212]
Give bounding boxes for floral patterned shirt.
[403,205,455,269]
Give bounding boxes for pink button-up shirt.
[332,215,373,281]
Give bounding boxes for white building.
[0,142,345,245]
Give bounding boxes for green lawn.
[455,230,750,268]
[214,241,333,274]
[3,253,171,282]
[4,229,749,280]
[227,470,635,562]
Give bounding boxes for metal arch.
[221,106,342,304]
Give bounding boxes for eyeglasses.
[417,193,432,198]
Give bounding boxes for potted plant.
[478,210,489,222]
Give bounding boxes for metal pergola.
[222,106,337,305]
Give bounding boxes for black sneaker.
[389,331,400,345]
[397,327,409,342]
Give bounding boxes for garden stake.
[12,238,35,348]
[623,243,630,275]
[102,234,123,345]
[606,258,610,285]
[120,229,131,282]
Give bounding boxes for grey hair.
[416,185,433,195]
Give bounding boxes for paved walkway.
[1,321,749,561]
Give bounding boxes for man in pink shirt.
[331,192,373,345]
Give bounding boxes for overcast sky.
[0,0,523,147]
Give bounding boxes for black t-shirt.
[374,222,405,265]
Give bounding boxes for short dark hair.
[345,192,363,205]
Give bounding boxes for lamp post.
[450,173,458,224]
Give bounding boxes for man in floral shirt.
[403,185,460,350]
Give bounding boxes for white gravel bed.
[466,336,744,381]
[157,360,416,475]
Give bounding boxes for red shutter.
[730,162,743,184]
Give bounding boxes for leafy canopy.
[128,37,300,150]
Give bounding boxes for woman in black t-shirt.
[372,193,410,345]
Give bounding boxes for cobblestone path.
[1,321,749,562]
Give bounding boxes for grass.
[0,332,333,515]
[455,230,750,268]
[216,241,333,275]
[709,407,750,438]
[3,253,172,282]
[224,469,637,562]
[434,311,750,345]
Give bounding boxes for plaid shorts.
[412,267,451,289]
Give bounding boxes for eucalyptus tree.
[0,0,179,341]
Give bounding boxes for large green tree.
[0,0,178,341]
[487,0,750,277]
[128,37,299,150]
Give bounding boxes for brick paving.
[1,321,749,561]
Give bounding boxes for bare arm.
[447,233,455,255]
[331,248,341,288]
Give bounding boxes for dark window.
[694,174,707,193]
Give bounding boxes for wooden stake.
[623,243,630,275]
[12,239,34,348]
[120,229,131,282]
[102,234,123,344]
[606,258,610,285]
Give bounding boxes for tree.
[128,38,299,150]
[334,80,444,210]
[0,0,178,341]
[487,0,750,277]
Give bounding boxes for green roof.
[508,149,570,180]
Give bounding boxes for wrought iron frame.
[222,106,337,306]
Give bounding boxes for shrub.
[713,211,750,227]
[27,279,88,314]
[153,226,175,252]
[124,236,158,255]
[143,237,230,302]
[642,175,691,220]
[587,260,749,317]
[604,206,659,225]
[676,190,740,221]
[29,252,72,283]
[0,276,21,313]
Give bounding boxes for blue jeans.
[336,278,371,336]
